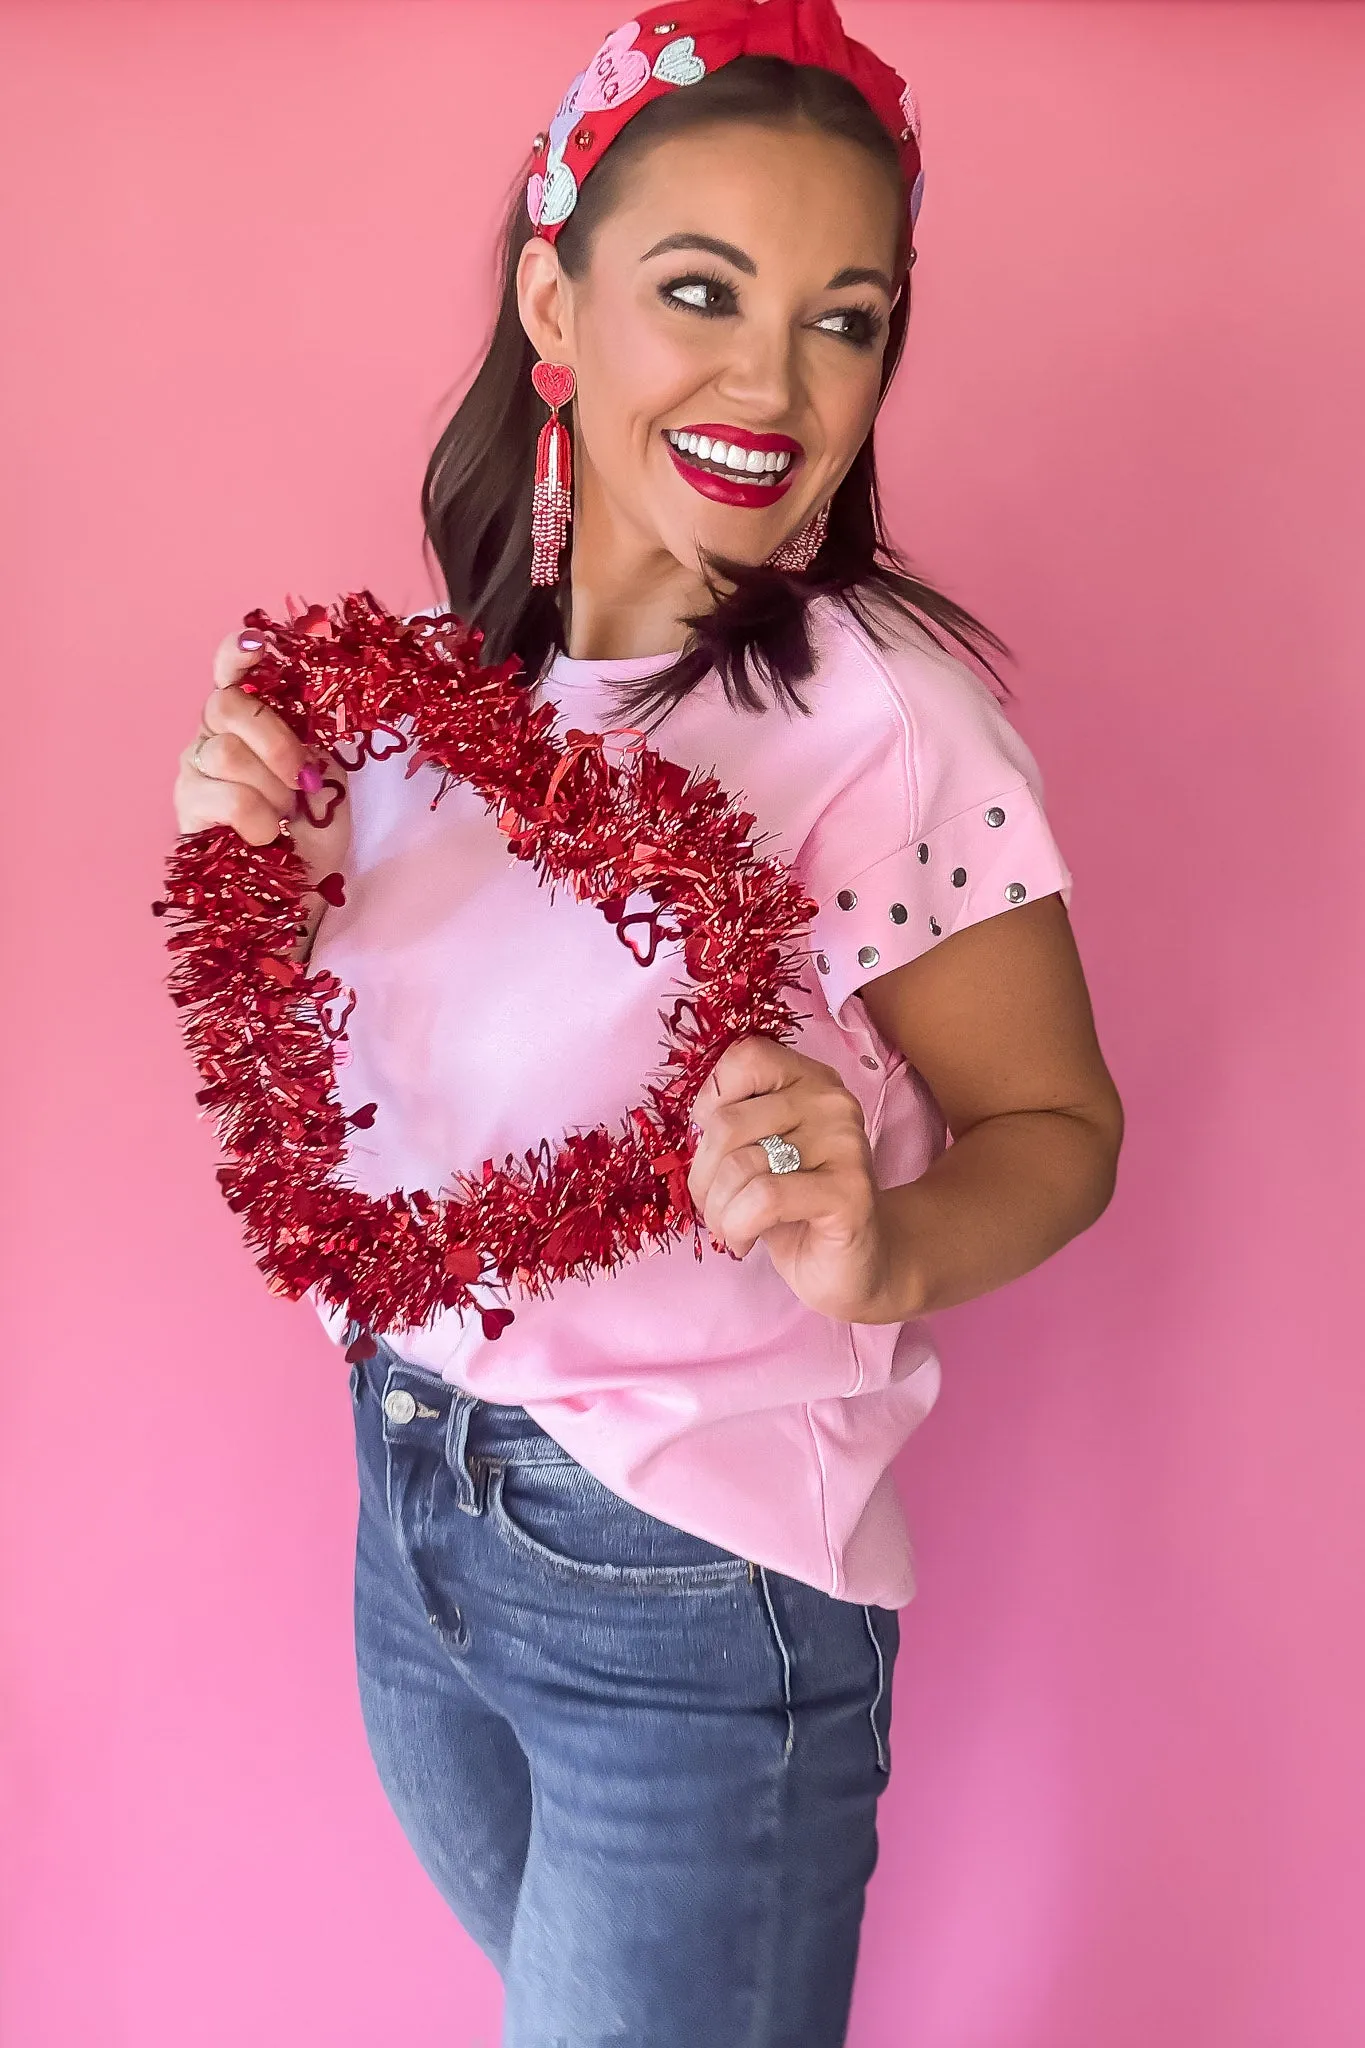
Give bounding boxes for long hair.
[420,57,1010,729]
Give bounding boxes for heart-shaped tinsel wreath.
[154,593,819,1351]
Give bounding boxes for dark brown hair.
[420,57,1010,729]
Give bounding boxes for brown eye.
[815,306,882,349]
[661,273,737,318]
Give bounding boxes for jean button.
[384,1388,417,1425]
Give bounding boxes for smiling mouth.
[664,428,796,486]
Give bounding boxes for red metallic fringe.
[154,592,818,1348]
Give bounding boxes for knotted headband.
[526,0,924,264]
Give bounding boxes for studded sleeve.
[806,630,1074,1029]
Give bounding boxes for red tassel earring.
[530,361,576,587]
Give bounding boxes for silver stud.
[1006,882,1027,903]
[952,867,967,887]
[929,916,941,936]
[889,902,908,924]
[836,888,857,911]
[916,843,929,863]
[860,1053,879,1069]
[653,19,678,30]
[985,806,1006,827]
[384,1387,417,1425]
[857,944,880,969]
[814,951,830,974]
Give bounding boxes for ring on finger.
[758,1132,802,1175]
[190,730,214,775]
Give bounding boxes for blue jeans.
[347,1323,901,2047]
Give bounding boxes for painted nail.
[296,761,324,793]
[237,630,264,652]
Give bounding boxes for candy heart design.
[652,35,705,87]
[537,157,578,227]
[526,172,544,224]
[575,21,650,112]
[552,71,586,134]
[899,82,921,141]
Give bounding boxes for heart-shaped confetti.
[294,774,346,830]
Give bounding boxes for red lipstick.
[663,422,803,510]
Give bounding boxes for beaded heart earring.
[766,500,829,573]
[530,361,576,587]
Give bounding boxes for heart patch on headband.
[576,22,651,113]
[528,157,578,229]
[653,36,706,87]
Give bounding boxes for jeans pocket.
[487,1460,751,1594]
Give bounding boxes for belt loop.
[444,1392,486,1514]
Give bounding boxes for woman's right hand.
[174,626,352,875]
[173,628,352,962]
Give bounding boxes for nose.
[712,312,802,428]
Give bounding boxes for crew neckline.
[544,646,683,690]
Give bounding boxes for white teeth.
[666,429,797,481]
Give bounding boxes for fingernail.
[296,761,324,793]
[237,630,264,652]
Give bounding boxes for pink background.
[3,3,1363,2042]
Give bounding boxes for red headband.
[526,0,924,263]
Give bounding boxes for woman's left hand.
[687,1035,905,1323]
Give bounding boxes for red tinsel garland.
[154,592,819,1352]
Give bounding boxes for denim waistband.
[347,1320,572,1470]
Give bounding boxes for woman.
[172,3,1123,2040]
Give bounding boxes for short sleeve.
[805,621,1074,1028]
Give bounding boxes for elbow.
[1081,1080,1125,1225]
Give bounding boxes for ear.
[517,236,574,367]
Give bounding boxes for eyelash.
[660,272,884,351]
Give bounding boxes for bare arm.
[688,893,1123,1324]
[856,892,1123,1317]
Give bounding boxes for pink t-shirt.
[306,594,1072,1606]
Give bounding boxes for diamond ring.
[758,1133,802,1175]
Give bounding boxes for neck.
[562,457,705,661]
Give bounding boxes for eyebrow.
[641,235,894,297]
